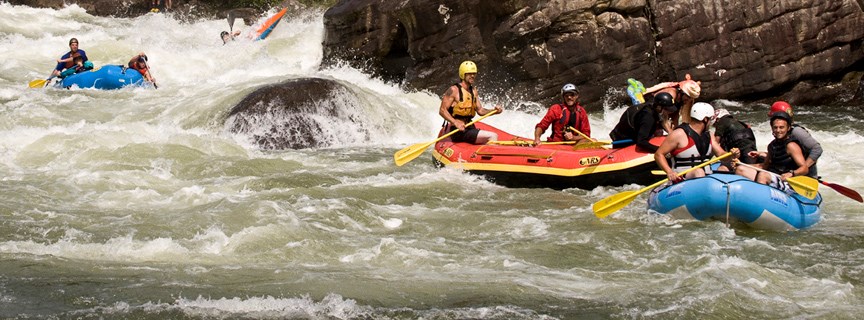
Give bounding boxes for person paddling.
[438,61,503,145]
[533,83,591,146]
[50,38,89,82]
[654,102,738,182]
[128,52,157,88]
[748,112,810,193]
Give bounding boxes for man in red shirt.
[533,83,591,146]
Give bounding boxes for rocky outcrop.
[226,78,370,150]
[323,0,864,107]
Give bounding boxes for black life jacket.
[610,103,651,140]
[716,116,757,153]
[557,104,580,129]
[767,137,801,174]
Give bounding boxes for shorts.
[767,174,794,195]
[450,125,480,143]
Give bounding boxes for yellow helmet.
[459,61,477,80]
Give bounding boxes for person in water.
[713,108,758,164]
[438,60,503,145]
[51,38,89,79]
[533,83,591,146]
[221,30,242,44]
[749,111,809,192]
[128,52,157,87]
[609,92,678,153]
[643,74,701,127]
[58,55,94,78]
[654,102,738,182]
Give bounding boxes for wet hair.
[69,38,78,45]
[73,55,83,62]
[221,31,229,38]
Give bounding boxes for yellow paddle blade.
[572,141,609,150]
[28,79,47,88]
[593,190,640,218]
[393,141,435,166]
[393,110,498,167]
[592,152,733,218]
[787,176,819,199]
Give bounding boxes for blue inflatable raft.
[647,173,822,231]
[58,65,147,90]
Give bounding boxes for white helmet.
[714,108,730,120]
[561,83,578,96]
[691,102,715,122]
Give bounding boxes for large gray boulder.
[226,78,371,150]
[323,0,864,107]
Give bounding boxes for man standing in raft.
[438,61,503,144]
[533,83,591,146]
[654,102,738,182]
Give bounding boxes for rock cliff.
[323,0,864,107]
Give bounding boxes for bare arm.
[438,86,464,130]
[655,128,684,181]
[784,142,809,179]
[474,89,502,116]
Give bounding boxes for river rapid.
[1,3,864,319]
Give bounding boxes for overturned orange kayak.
[432,122,664,189]
[255,7,288,40]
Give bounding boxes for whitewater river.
[1,3,863,319]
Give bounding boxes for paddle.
[29,75,54,88]
[567,126,596,142]
[393,110,498,166]
[818,180,863,202]
[489,140,576,146]
[592,152,733,218]
[735,161,819,199]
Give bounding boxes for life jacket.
[609,103,650,140]
[63,51,83,70]
[556,103,581,128]
[129,61,148,75]
[767,137,801,175]
[670,123,712,169]
[715,116,757,153]
[448,83,476,120]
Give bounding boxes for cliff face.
[323,0,864,107]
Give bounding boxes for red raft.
[432,122,664,189]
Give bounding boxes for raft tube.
[58,65,147,90]
[432,122,662,190]
[647,173,822,231]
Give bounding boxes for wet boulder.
[226,78,370,150]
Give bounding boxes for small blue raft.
[647,173,822,231]
[58,65,147,90]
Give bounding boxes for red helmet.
[769,101,793,117]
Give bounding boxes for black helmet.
[770,111,793,125]
[653,92,674,107]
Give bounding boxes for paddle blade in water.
[393,141,434,166]
[787,176,819,200]
[28,79,47,88]
[820,180,863,202]
[593,190,639,218]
